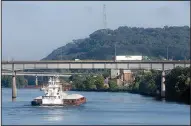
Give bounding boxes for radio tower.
[103,4,107,29]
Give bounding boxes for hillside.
[43,26,190,60]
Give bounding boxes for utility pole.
[166,46,169,60]
[184,56,187,60]
[61,48,63,60]
[114,43,117,61]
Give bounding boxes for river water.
[2,88,190,125]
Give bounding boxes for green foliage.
[102,71,110,79]
[108,80,118,90]
[89,84,97,90]
[94,75,104,90]
[130,80,140,92]
[16,76,28,88]
[139,72,157,95]
[84,76,96,90]
[1,75,28,88]
[128,67,190,104]
[133,82,139,91]
[69,75,79,82]
[70,75,104,90]
[43,26,190,61]
[131,70,161,95]
[165,67,190,102]
[1,75,12,88]
[72,75,85,90]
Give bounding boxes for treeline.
[1,69,108,88]
[69,67,190,104]
[165,67,190,103]
[69,71,119,91]
[1,75,44,88]
[128,70,161,96]
[1,75,69,88]
[43,26,190,60]
[1,76,28,88]
[133,67,190,104]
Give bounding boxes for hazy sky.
[2,1,190,60]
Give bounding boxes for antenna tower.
[103,4,107,29]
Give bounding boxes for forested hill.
[43,26,190,60]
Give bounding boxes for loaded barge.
[31,76,86,106]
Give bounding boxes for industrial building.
[111,55,142,86]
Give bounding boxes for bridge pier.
[35,76,38,86]
[12,71,17,100]
[161,71,165,98]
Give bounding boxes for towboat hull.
[31,101,41,106]
[31,97,86,106]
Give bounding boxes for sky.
[2,1,190,60]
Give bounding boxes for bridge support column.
[12,71,17,100]
[161,71,165,98]
[35,76,38,86]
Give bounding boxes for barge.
[31,76,86,106]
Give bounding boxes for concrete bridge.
[2,60,190,71]
[2,71,89,77]
[2,60,190,100]
[2,72,72,77]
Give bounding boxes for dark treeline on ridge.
[43,26,190,60]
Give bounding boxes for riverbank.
[70,67,190,105]
[71,88,190,105]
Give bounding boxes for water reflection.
[42,107,65,122]
[12,98,16,102]
[43,115,63,121]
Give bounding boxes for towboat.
[40,86,45,91]
[31,76,86,106]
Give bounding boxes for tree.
[72,75,85,90]
[1,75,28,88]
[165,67,190,101]
[1,75,12,88]
[137,70,159,95]
[16,76,28,88]
[94,75,104,90]
[83,76,95,90]
[102,71,110,79]
[108,80,118,90]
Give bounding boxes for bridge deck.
[2,60,190,71]
[2,60,190,64]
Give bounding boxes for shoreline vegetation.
[1,67,190,105]
[68,67,190,105]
